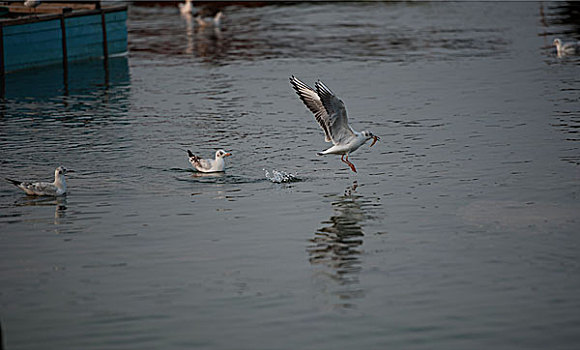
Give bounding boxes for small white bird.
[24,0,41,16]
[179,0,193,16]
[24,0,40,9]
[290,76,379,173]
[188,149,232,173]
[5,166,73,196]
[553,38,580,57]
[195,8,223,27]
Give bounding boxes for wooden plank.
[6,2,98,14]
[0,5,127,26]
[3,19,63,72]
[64,14,102,60]
[0,26,5,77]
[105,11,127,56]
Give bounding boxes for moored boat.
[0,1,127,74]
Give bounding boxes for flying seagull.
[289,76,379,173]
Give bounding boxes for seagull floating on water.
[178,0,193,15]
[188,149,232,173]
[290,76,379,173]
[553,38,580,57]
[5,166,73,196]
[194,7,223,27]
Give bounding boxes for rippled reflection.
[1,56,129,101]
[307,181,368,307]
[12,196,67,229]
[190,171,226,179]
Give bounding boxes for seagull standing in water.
[553,38,580,57]
[5,166,73,196]
[188,149,232,173]
[289,76,379,173]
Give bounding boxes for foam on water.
[264,169,301,183]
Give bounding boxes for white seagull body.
[5,166,72,196]
[179,0,193,15]
[289,76,379,173]
[188,149,232,172]
[24,0,41,16]
[195,9,222,27]
[553,38,580,57]
[24,0,41,9]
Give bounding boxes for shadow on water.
[545,1,580,37]
[307,181,370,308]
[172,169,264,186]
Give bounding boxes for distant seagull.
[553,38,580,57]
[188,149,232,172]
[179,0,193,15]
[290,76,379,173]
[5,166,73,196]
[24,0,41,15]
[194,7,223,27]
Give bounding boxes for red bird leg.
[345,154,357,173]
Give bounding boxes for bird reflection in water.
[15,196,67,228]
[190,171,226,179]
[182,9,224,59]
[307,181,369,307]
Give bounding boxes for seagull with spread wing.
[289,76,379,173]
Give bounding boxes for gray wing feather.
[23,182,56,196]
[189,153,213,172]
[290,76,355,145]
[290,76,332,142]
[314,80,355,144]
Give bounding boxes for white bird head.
[55,166,74,177]
[54,166,73,184]
[55,166,69,175]
[362,130,380,147]
[553,38,562,47]
[215,149,232,159]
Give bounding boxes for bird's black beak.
[370,135,379,147]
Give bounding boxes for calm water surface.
[1,2,579,349]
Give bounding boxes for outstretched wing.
[290,76,354,145]
[314,80,355,144]
[290,76,332,142]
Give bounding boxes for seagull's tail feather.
[5,178,22,187]
[187,150,201,164]
[316,152,324,156]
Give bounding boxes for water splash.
[264,169,301,184]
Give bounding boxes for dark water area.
[1,2,579,349]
